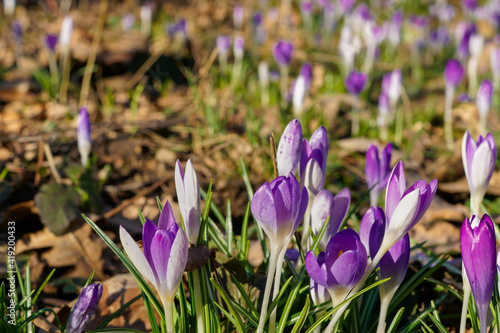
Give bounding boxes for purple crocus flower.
[233,35,245,60]
[477,80,493,131]
[277,119,303,176]
[382,161,437,251]
[301,0,313,13]
[252,173,308,333]
[175,159,201,244]
[122,13,135,32]
[45,33,58,52]
[388,10,403,47]
[339,0,355,14]
[305,229,367,306]
[120,201,188,332]
[299,125,328,194]
[310,279,331,305]
[66,283,103,333]
[462,132,497,215]
[167,18,187,38]
[310,189,351,250]
[11,20,22,43]
[490,48,500,88]
[77,106,91,167]
[463,0,477,11]
[233,5,244,30]
[273,40,294,67]
[365,143,393,206]
[285,248,300,267]
[379,233,410,295]
[251,174,308,245]
[382,70,402,108]
[444,59,464,88]
[345,71,367,96]
[461,214,496,332]
[216,35,232,55]
[457,24,476,59]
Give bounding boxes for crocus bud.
[382,70,402,108]
[167,18,187,40]
[300,125,328,194]
[140,3,153,36]
[457,24,476,60]
[4,0,15,16]
[379,233,410,297]
[59,16,73,53]
[477,80,493,124]
[233,36,244,61]
[388,10,403,47]
[77,107,91,167]
[305,229,367,306]
[345,71,367,96]
[277,119,303,176]
[175,159,201,244]
[273,40,294,67]
[44,33,58,53]
[339,0,355,14]
[233,5,244,30]
[382,161,437,251]
[444,59,464,88]
[120,202,188,332]
[66,283,103,333]
[365,143,393,206]
[217,35,232,56]
[461,214,496,331]
[490,48,500,88]
[251,173,308,247]
[469,34,484,59]
[310,189,351,250]
[461,131,497,215]
[11,20,22,43]
[377,93,390,128]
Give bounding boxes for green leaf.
[211,278,245,333]
[386,307,405,333]
[290,295,310,333]
[34,183,81,235]
[277,275,306,333]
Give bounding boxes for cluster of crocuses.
[251,118,437,333]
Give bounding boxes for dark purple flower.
[365,143,393,205]
[45,33,58,52]
[285,248,300,267]
[252,11,263,26]
[359,206,386,259]
[444,59,464,88]
[457,23,476,59]
[77,107,91,167]
[11,20,22,42]
[251,174,308,245]
[463,0,477,11]
[299,63,313,88]
[410,15,429,28]
[167,18,187,38]
[273,40,294,67]
[461,214,496,330]
[277,119,303,176]
[345,71,367,96]
[305,229,367,304]
[379,233,410,293]
[66,283,103,333]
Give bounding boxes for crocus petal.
[384,189,420,248]
[165,226,188,298]
[379,233,410,291]
[175,160,186,219]
[385,161,406,222]
[158,200,177,230]
[471,142,495,195]
[329,251,364,287]
[365,144,380,189]
[359,206,386,258]
[120,226,158,289]
[150,230,175,296]
[330,188,351,235]
[251,182,277,240]
[66,283,103,333]
[142,219,158,266]
[277,119,303,176]
[305,251,329,287]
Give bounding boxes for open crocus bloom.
[175,159,201,244]
[305,229,367,306]
[461,215,496,332]
[382,161,437,251]
[462,131,497,215]
[120,201,188,332]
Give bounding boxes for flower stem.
[256,247,279,333]
[377,291,395,333]
[460,271,471,333]
[269,246,288,333]
[193,269,206,333]
[165,298,174,333]
[444,85,455,151]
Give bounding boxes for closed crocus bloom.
[233,36,244,60]
[252,173,308,333]
[77,107,91,167]
[305,229,367,306]
[345,71,367,96]
[251,174,308,246]
[59,16,73,53]
[310,188,351,250]
[477,80,493,134]
[469,34,484,59]
[175,159,201,244]
[292,63,313,115]
[120,201,188,332]
[277,119,303,176]
[44,33,58,53]
[66,283,103,333]
[461,215,496,332]
[365,143,393,206]
[444,59,464,88]
[300,126,328,195]
[233,5,244,30]
[490,48,500,88]
[217,35,231,55]
[462,131,497,215]
[382,70,402,108]
[382,161,437,252]
[273,40,294,67]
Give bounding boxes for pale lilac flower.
[66,283,103,333]
[490,48,500,88]
[4,0,15,16]
[292,63,313,115]
[77,107,91,167]
[217,35,232,55]
[233,5,244,30]
[140,3,153,36]
[120,202,188,332]
[444,59,464,88]
[59,16,73,53]
[233,36,244,60]
[122,14,135,32]
[300,125,328,194]
[462,132,497,215]
[477,80,493,133]
[310,188,351,250]
[382,70,402,109]
[175,159,201,244]
[388,10,403,47]
[277,119,303,176]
